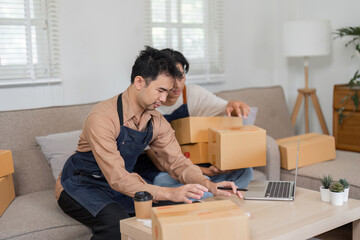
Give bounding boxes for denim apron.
[133,87,190,182]
[61,94,153,216]
[162,103,189,122]
[163,85,189,122]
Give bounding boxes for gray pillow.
[243,107,258,125]
[36,130,82,180]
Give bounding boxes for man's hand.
[225,100,250,118]
[159,184,208,204]
[207,181,244,199]
[200,166,224,177]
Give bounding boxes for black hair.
[160,48,189,74]
[131,46,182,85]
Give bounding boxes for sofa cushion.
[215,86,294,139]
[0,190,91,240]
[243,107,258,125]
[36,130,82,180]
[0,103,95,196]
[281,150,360,200]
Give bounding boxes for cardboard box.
[276,133,336,170]
[151,200,250,240]
[0,150,14,178]
[180,142,209,164]
[208,125,266,170]
[0,174,15,216]
[170,117,243,145]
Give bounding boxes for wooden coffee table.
[120,187,360,240]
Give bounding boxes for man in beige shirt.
[56,46,241,239]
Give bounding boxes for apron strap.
[182,85,187,104]
[117,93,124,126]
[117,92,152,135]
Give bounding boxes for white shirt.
[157,84,228,117]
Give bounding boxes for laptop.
[244,140,300,201]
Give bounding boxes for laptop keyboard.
[265,181,291,198]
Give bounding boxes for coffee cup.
[133,191,153,220]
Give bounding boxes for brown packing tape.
[216,126,259,132]
[276,132,320,144]
[153,204,240,218]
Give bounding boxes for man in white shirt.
[133,49,253,199]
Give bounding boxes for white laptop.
[244,141,299,201]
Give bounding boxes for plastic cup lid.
[134,191,153,201]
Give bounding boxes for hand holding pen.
[215,182,245,199]
[217,187,248,191]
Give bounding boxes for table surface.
[120,187,360,240]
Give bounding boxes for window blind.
[0,0,61,86]
[145,0,224,83]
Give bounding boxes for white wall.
[1,0,359,136]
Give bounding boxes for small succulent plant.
[339,178,349,189]
[330,181,345,193]
[320,175,333,189]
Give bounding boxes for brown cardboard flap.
[0,150,14,178]
[0,174,15,216]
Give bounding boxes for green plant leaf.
[340,95,349,104]
[351,91,359,109]
[337,107,345,125]
[339,114,345,125]
[349,70,360,87]
[356,44,360,54]
[339,178,349,188]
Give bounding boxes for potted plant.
[333,26,360,125]
[339,178,350,202]
[329,181,345,206]
[320,175,332,202]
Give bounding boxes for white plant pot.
[320,186,330,202]
[343,187,350,202]
[330,191,344,206]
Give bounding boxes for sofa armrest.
[254,135,280,181]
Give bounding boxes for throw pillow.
[243,106,258,125]
[36,130,82,180]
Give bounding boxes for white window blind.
[0,0,61,86]
[145,0,224,83]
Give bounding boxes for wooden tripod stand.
[290,59,329,134]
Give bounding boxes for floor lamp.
[283,20,331,134]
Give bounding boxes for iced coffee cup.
[133,191,153,220]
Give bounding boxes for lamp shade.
[283,20,331,57]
